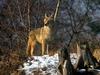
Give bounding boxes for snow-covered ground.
[18,53,78,75]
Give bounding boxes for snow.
[18,53,79,75]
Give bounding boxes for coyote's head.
[44,14,53,25]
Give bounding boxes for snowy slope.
[18,53,78,75]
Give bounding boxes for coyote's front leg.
[41,40,45,55]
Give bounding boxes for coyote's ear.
[45,13,48,18]
[45,13,53,19]
[50,13,53,18]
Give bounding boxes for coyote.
[26,14,52,56]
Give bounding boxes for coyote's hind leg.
[30,41,36,56]
[26,39,31,56]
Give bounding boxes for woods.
[0,0,100,75]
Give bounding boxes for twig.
[54,0,60,21]
[17,0,25,27]
[27,1,31,32]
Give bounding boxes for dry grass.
[93,49,100,62]
[0,49,26,75]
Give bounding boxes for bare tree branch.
[54,0,60,21]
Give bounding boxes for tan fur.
[26,14,52,56]
[93,49,100,62]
